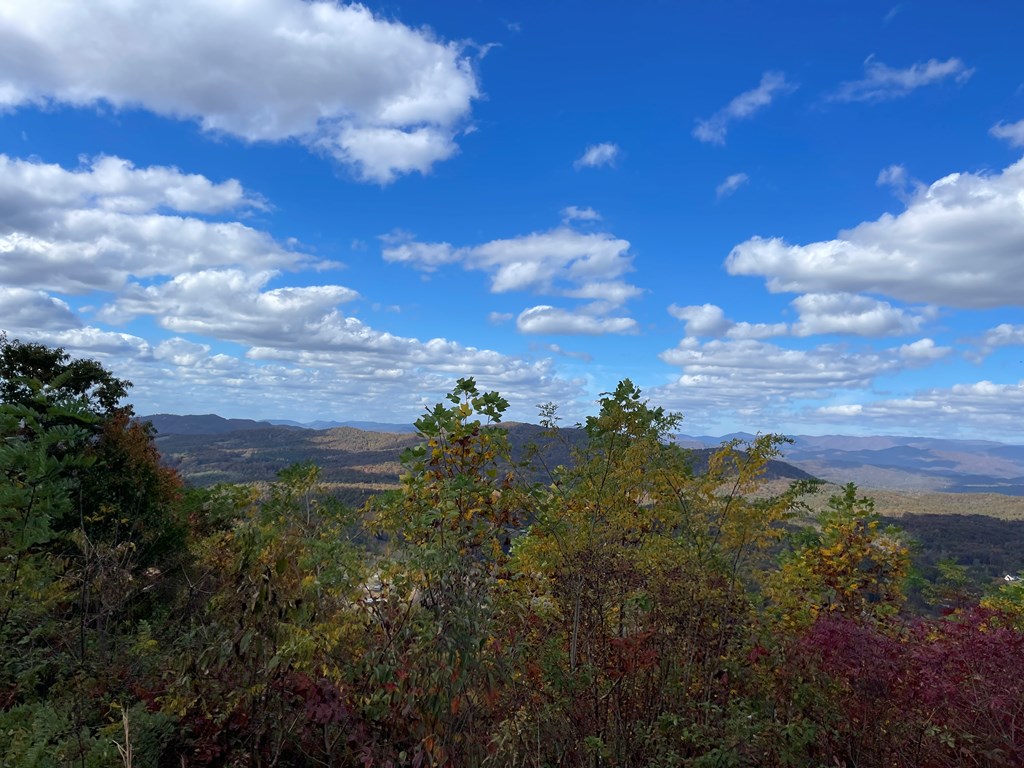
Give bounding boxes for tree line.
[2,335,1023,767]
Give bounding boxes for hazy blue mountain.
[144,413,1024,495]
[143,413,304,435]
[262,418,415,432]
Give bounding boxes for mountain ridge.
[142,413,1024,496]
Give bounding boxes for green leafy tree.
[498,380,812,766]
[0,337,183,765]
[362,377,525,766]
[0,333,130,420]
[166,463,367,765]
[768,483,910,631]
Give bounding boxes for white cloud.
[85,265,587,415]
[574,142,619,169]
[693,72,795,145]
[98,269,360,342]
[383,225,640,334]
[563,280,642,306]
[726,157,1024,308]
[976,323,1024,359]
[0,156,590,423]
[561,205,602,223]
[0,0,479,183]
[876,163,909,189]
[384,228,635,297]
[516,305,637,336]
[0,154,257,219]
[488,311,514,325]
[104,334,585,425]
[812,379,1024,438]
[668,303,732,337]
[653,336,943,425]
[7,318,585,432]
[875,163,922,202]
[10,326,155,360]
[897,337,951,361]
[378,235,459,272]
[830,56,973,103]
[237,340,586,421]
[0,285,161,360]
[791,292,930,337]
[3,292,587,424]
[983,323,1024,348]
[660,338,901,396]
[725,321,790,340]
[876,164,908,190]
[154,338,212,367]
[716,172,749,199]
[0,287,81,331]
[990,119,1024,148]
[668,303,788,340]
[0,154,308,294]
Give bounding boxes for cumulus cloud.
[660,338,897,394]
[98,269,360,342]
[153,338,212,367]
[0,285,160,360]
[829,56,973,103]
[990,119,1024,148]
[8,326,155,360]
[0,286,82,331]
[693,71,795,145]
[516,305,637,336]
[574,143,619,169]
[0,0,479,183]
[84,264,587,415]
[653,339,884,422]
[653,336,941,423]
[0,158,588,423]
[976,323,1024,359]
[716,172,749,199]
[383,227,635,299]
[383,224,641,334]
[668,303,787,340]
[0,154,308,294]
[812,379,1024,438]
[236,339,587,422]
[897,337,951,361]
[725,157,1024,308]
[108,333,585,425]
[726,322,790,340]
[668,303,732,337]
[791,292,932,337]
[3,291,587,424]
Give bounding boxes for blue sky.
[2,0,1024,439]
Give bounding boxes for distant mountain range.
[141,414,1024,496]
[262,418,416,432]
[674,432,1024,494]
[142,414,812,503]
[144,413,415,435]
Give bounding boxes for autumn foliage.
[2,338,1023,766]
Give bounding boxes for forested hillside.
[151,418,814,504]
[3,337,1024,767]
